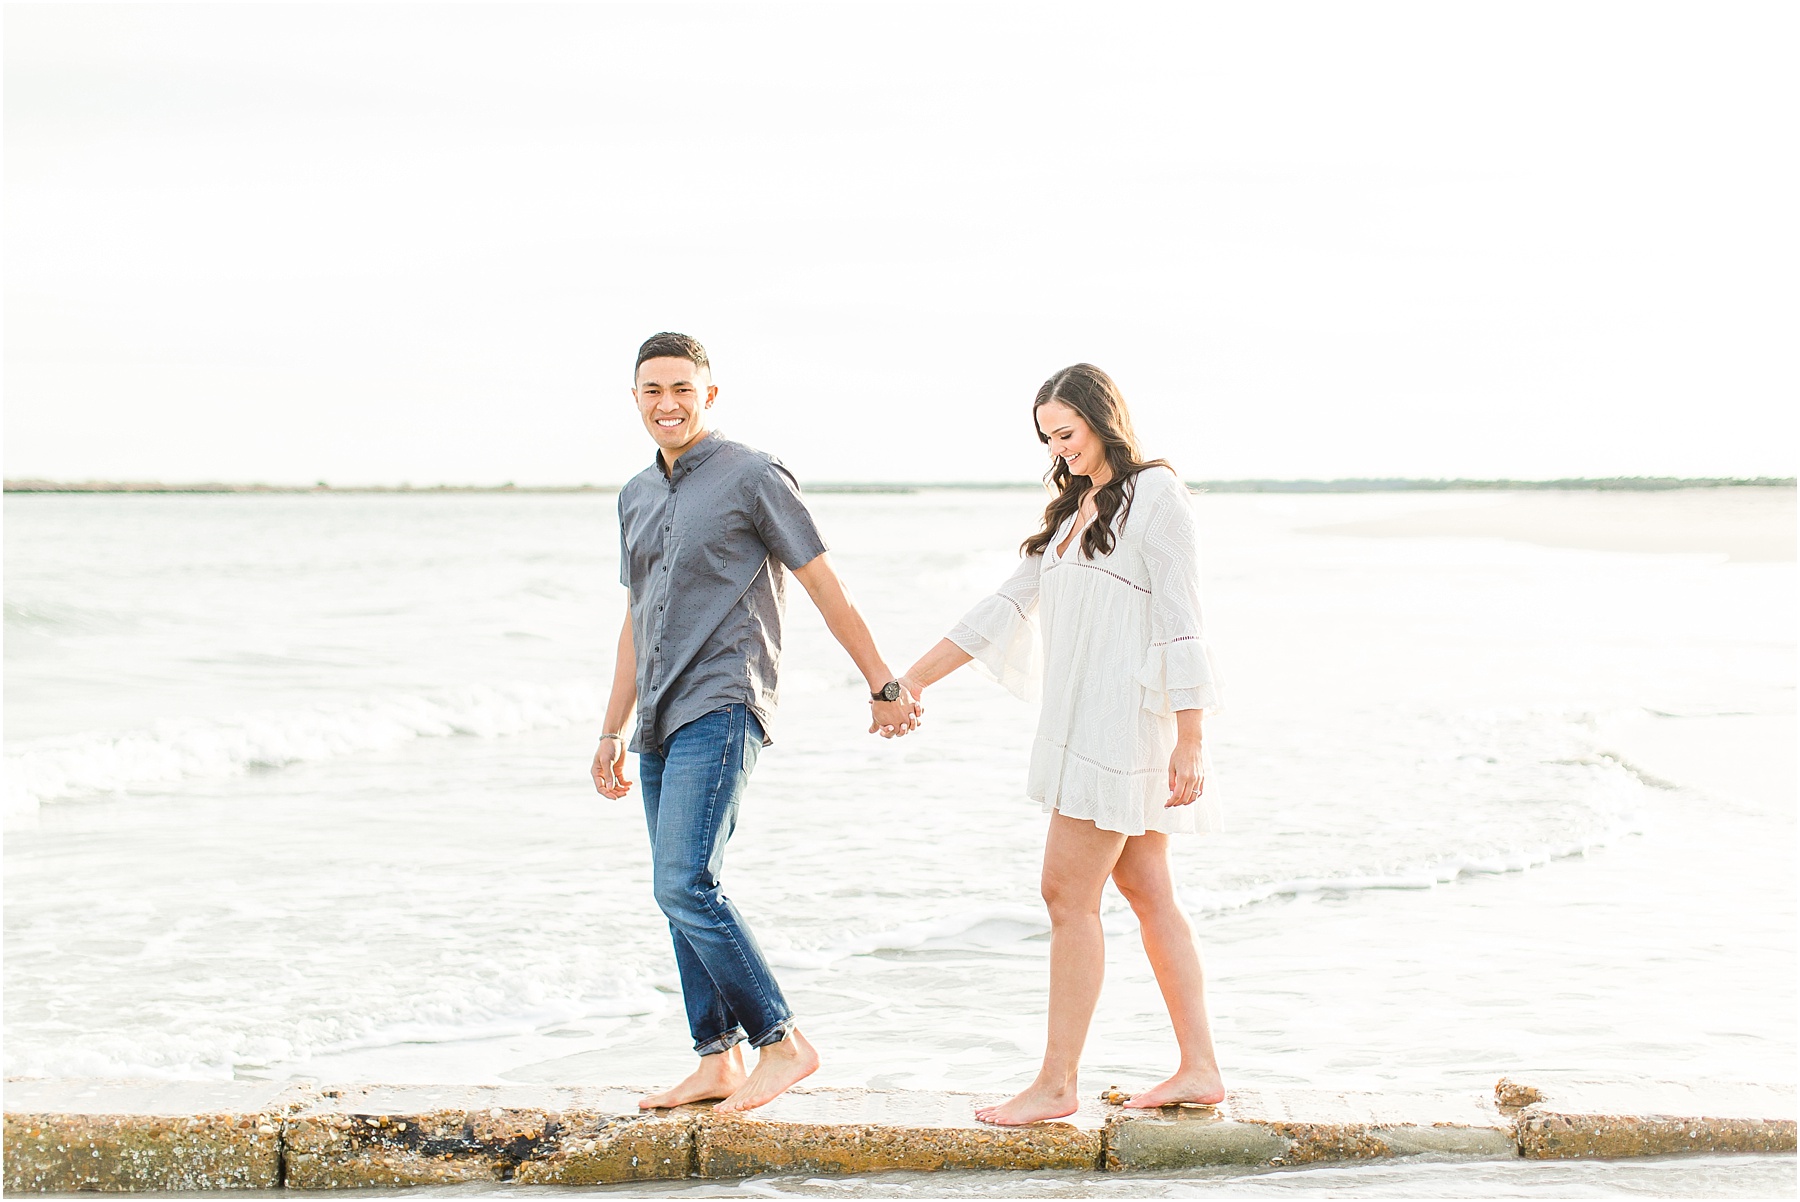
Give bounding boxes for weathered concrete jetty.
[4,1077,1793,1191]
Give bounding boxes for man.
[592,332,921,1113]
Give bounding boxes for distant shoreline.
[4,476,1793,495]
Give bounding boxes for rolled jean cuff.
[748,1014,796,1050]
[694,1027,746,1057]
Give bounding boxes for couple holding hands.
[590,332,1224,1124]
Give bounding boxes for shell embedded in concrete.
[1495,1077,1545,1108]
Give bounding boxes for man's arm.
[790,553,921,737]
[591,607,638,797]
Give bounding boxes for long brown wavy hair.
[1021,364,1172,559]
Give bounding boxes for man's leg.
[637,731,746,1109]
[649,706,815,1111]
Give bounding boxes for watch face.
[880,681,901,701]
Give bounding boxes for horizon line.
[5,475,1794,496]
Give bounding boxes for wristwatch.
[870,680,902,702]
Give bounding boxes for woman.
[898,363,1225,1126]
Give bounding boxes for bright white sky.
[5,2,1795,486]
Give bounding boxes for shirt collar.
[656,429,726,480]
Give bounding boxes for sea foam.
[4,681,601,820]
[757,816,1638,971]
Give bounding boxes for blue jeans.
[639,704,795,1055]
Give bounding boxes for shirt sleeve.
[947,552,1043,703]
[1136,473,1224,716]
[751,459,830,571]
[617,494,631,587]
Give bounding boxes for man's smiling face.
[634,356,717,463]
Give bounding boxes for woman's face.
[1036,400,1109,482]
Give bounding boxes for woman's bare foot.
[638,1048,746,1109]
[1122,1067,1224,1109]
[713,1029,819,1114]
[974,1082,1080,1126]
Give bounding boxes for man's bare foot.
[712,1029,819,1114]
[1122,1067,1225,1109]
[638,1048,746,1109]
[974,1082,1080,1126]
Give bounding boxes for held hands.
[1165,733,1205,808]
[868,679,924,739]
[591,735,633,799]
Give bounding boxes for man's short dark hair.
[635,332,710,378]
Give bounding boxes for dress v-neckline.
[1054,507,1098,560]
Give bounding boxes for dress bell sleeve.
[1137,477,1224,716]
[947,552,1043,703]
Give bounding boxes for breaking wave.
[762,817,1638,970]
[5,681,601,819]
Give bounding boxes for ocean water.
[82,1154,1800,1200]
[4,490,1794,1142]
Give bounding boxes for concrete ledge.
[281,1085,690,1188]
[1105,1088,1515,1170]
[693,1088,1103,1177]
[5,1077,1795,1190]
[2,1080,309,1193]
[1375,1124,1519,1157]
[1106,1116,1286,1168]
[1517,1112,1795,1159]
[1504,1080,1797,1160]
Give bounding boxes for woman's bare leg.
[1109,832,1225,1107]
[975,813,1128,1126]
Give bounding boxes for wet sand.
[1602,712,1795,813]
[1307,487,1795,814]
[1305,487,1795,562]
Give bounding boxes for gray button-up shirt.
[617,432,828,755]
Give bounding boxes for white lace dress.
[948,466,1224,836]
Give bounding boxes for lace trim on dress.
[1045,561,1152,594]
